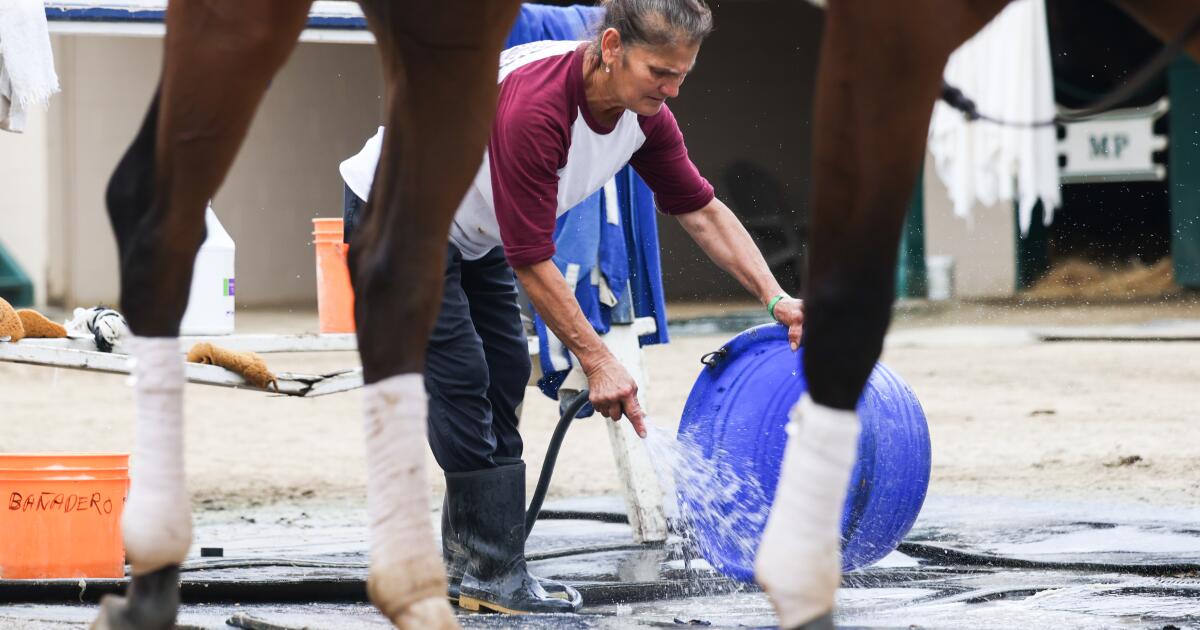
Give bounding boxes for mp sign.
[1058,98,1168,183]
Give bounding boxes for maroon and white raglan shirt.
[339,39,714,267]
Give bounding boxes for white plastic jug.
[925,255,956,301]
[180,205,235,335]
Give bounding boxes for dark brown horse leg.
[350,0,522,382]
[756,2,1009,628]
[803,0,1011,411]
[349,2,521,628]
[106,2,311,336]
[93,4,311,630]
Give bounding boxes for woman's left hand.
[773,298,804,351]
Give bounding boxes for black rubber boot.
[90,565,180,630]
[447,462,581,614]
[442,460,582,607]
[442,494,469,602]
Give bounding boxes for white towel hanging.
[0,0,61,133]
[928,0,1060,236]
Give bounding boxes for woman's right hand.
[582,354,647,438]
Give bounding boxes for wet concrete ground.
[2,495,1199,629]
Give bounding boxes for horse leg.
[754,2,1009,628]
[348,1,521,628]
[94,4,310,629]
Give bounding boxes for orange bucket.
[312,218,356,334]
[0,453,129,470]
[0,453,130,579]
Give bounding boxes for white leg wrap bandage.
[362,374,455,627]
[122,336,192,575]
[755,394,861,628]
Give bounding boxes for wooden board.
[0,341,359,397]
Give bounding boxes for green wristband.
[767,293,788,322]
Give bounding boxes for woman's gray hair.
[591,0,714,52]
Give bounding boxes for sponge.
[0,298,24,341]
[186,342,278,390]
[17,309,67,338]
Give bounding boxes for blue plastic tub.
[678,324,930,582]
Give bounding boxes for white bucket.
[925,255,955,301]
[180,205,235,335]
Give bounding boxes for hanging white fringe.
[928,0,1060,236]
[0,0,61,132]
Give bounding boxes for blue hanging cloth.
[619,167,671,349]
[503,5,671,404]
[505,4,602,48]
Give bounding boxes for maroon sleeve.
[630,105,715,215]
[490,89,568,268]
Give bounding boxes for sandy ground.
[6,297,1200,512]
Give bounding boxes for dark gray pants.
[425,244,530,473]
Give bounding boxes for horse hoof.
[90,565,180,630]
[90,595,125,630]
[393,596,460,630]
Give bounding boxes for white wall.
[0,107,50,305]
[922,150,1016,298]
[47,35,158,308]
[213,42,382,306]
[45,34,383,309]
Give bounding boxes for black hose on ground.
[525,388,591,537]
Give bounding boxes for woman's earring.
[605,64,611,74]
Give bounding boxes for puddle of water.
[911,495,1200,568]
[1025,584,1200,619]
[916,495,1200,538]
[592,591,777,627]
[988,525,1200,557]
[842,598,1143,630]
[838,586,942,610]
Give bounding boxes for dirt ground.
[6,296,1200,511]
